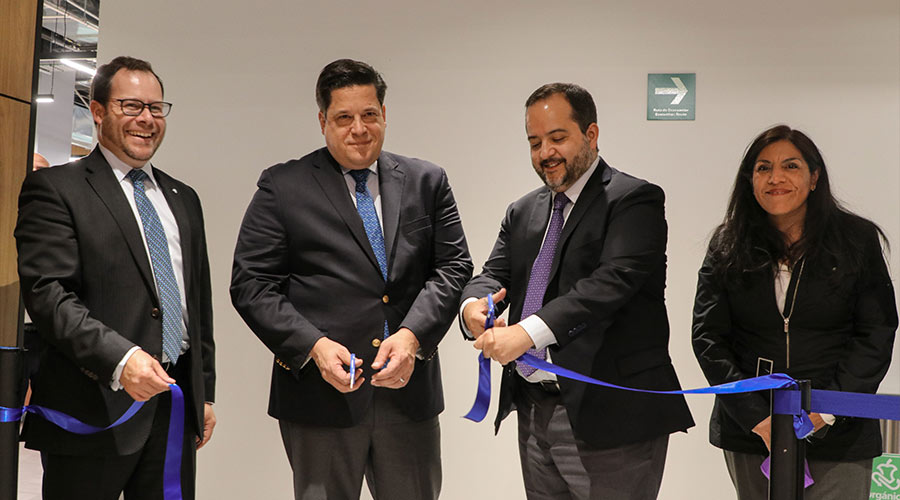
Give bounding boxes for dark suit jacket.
[462,157,694,449]
[692,214,897,460]
[15,148,215,456]
[230,148,472,426]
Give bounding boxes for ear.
[810,169,820,191]
[89,100,106,128]
[382,105,387,125]
[318,110,326,134]
[586,123,599,151]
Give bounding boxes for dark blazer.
[462,157,694,449]
[15,148,215,456]
[230,148,472,426]
[692,214,897,460]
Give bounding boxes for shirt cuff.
[518,315,555,350]
[820,413,836,426]
[110,346,142,391]
[459,297,480,340]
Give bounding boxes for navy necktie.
[349,169,390,339]
[517,192,570,377]
[127,169,183,364]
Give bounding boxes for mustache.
[540,157,565,169]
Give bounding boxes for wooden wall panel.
[0,0,39,347]
[0,0,39,102]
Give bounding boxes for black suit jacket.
[15,148,215,456]
[462,158,694,449]
[230,148,472,426]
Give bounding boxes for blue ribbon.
[462,294,900,443]
[1,384,185,500]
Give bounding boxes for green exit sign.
[647,73,696,121]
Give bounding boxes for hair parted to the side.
[90,56,164,106]
[315,59,387,114]
[525,83,597,134]
[709,124,887,282]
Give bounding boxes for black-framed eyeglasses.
[114,99,173,117]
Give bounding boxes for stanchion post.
[0,347,24,500]
[769,381,810,500]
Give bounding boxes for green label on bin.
[871,454,900,499]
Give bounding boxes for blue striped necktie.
[127,169,183,364]
[349,169,390,339]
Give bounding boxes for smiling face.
[525,93,598,192]
[90,69,166,168]
[752,140,819,236]
[319,84,386,170]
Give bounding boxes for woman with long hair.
[692,124,897,499]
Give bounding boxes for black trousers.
[41,356,198,500]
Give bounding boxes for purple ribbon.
[1,384,185,500]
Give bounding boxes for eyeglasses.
[114,99,173,117]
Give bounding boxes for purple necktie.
[517,192,569,377]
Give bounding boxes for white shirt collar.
[98,143,158,186]
[556,154,600,205]
[340,160,378,177]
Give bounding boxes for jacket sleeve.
[825,229,898,394]
[229,169,325,371]
[397,168,473,355]
[691,251,770,433]
[15,172,134,382]
[189,186,216,402]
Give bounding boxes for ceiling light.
[60,59,96,76]
[36,94,55,103]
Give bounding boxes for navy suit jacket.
[462,157,694,448]
[231,147,472,426]
[15,148,215,455]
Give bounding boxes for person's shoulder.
[835,210,882,245]
[265,148,324,176]
[382,150,443,176]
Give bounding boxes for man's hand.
[197,403,216,449]
[462,288,507,339]
[310,337,363,393]
[121,349,174,402]
[474,324,534,365]
[752,416,772,451]
[808,412,827,433]
[371,328,418,389]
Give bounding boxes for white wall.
[97,1,900,498]
[35,67,76,166]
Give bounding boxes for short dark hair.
[315,59,387,114]
[710,124,887,281]
[90,56,164,105]
[525,83,597,134]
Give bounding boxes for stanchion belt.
[1,384,186,500]
[464,294,900,433]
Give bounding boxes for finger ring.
[399,377,405,383]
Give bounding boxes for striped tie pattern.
[127,169,183,364]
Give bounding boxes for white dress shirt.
[99,145,189,389]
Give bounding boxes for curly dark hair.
[709,124,887,281]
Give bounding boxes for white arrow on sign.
[654,77,688,105]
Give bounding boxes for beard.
[534,138,594,191]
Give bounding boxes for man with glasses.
[231,59,472,499]
[16,56,216,500]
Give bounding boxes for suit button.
[151,308,161,319]
[372,338,381,348]
[382,295,389,304]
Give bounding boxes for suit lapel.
[310,150,383,276]
[550,158,612,277]
[378,153,404,275]
[155,170,193,300]
[82,149,157,303]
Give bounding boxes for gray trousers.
[724,450,873,500]
[279,389,441,500]
[515,381,669,500]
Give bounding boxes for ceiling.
[39,0,100,110]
